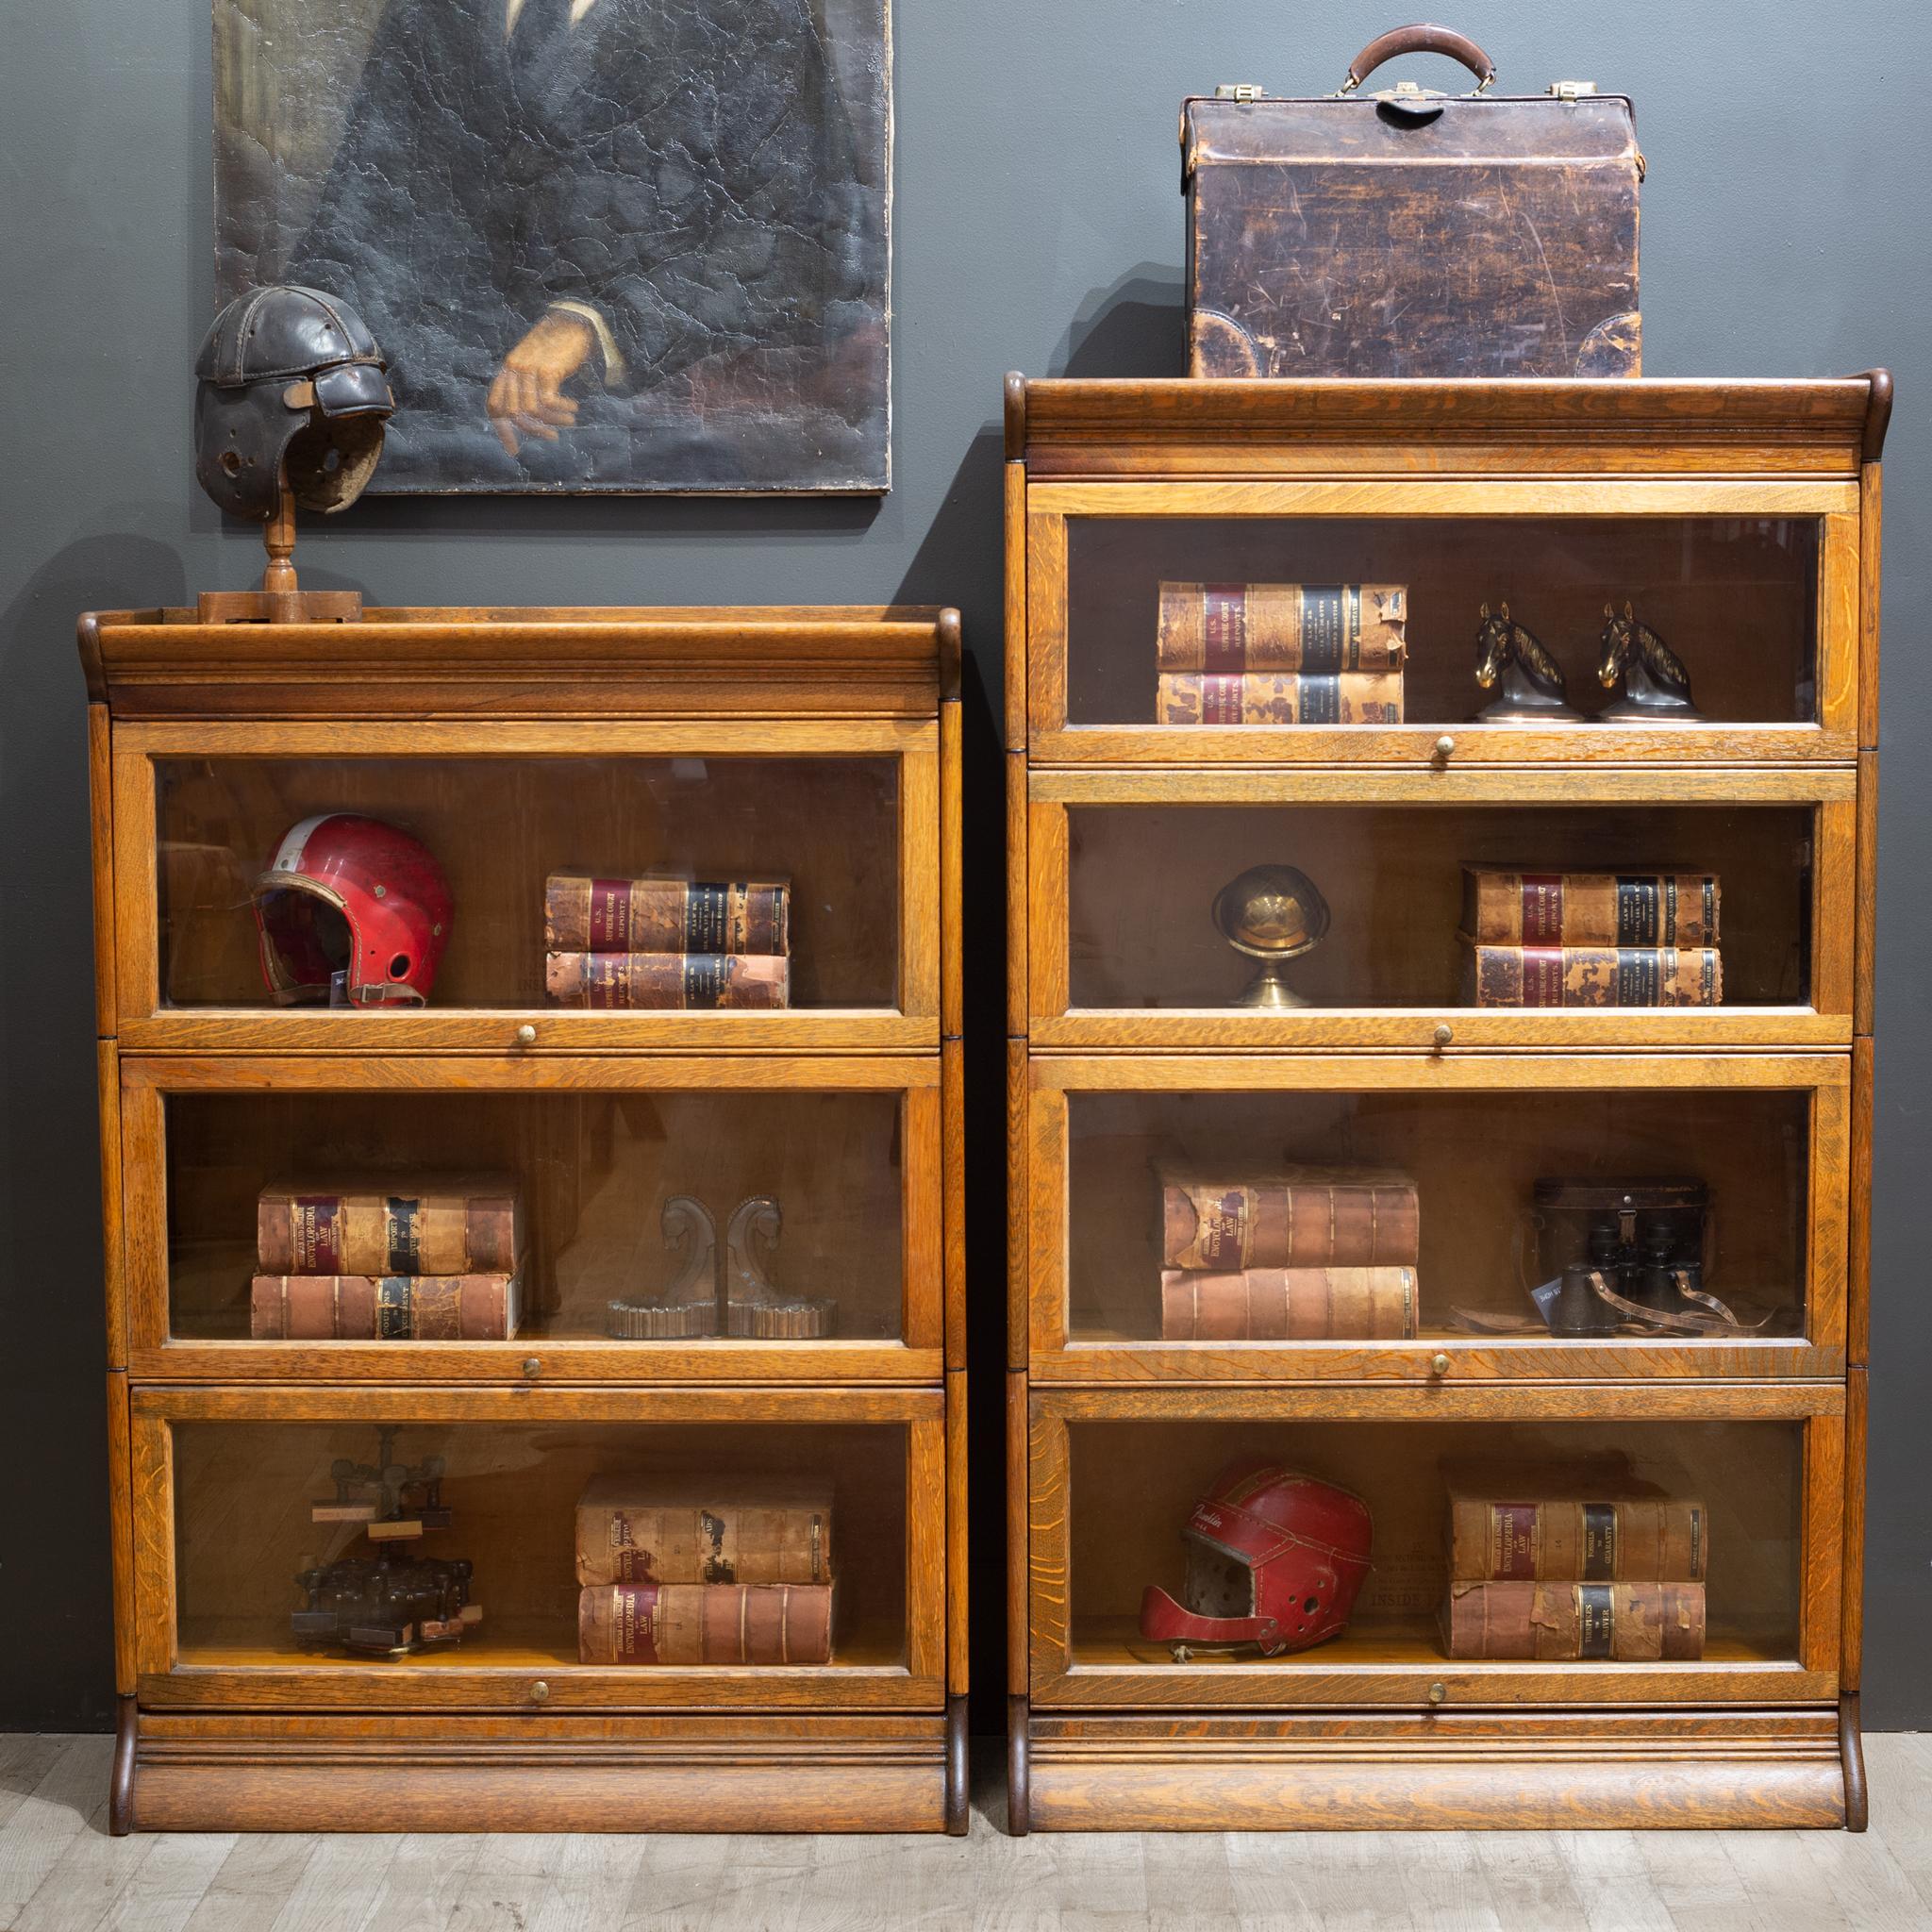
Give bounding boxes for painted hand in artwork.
[486,311,595,455]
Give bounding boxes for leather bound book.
[1461,941,1722,1007]
[257,1177,522,1276]
[577,1581,834,1665]
[1159,1266,1417,1341]
[1157,671,1404,724]
[1461,869,1720,947]
[1446,1468,1707,1582]
[1161,1169,1420,1271]
[575,1476,833,1588]
[250,1271,521,1341]
[1157,583,1407,674]
[1441,1579,1706,1660]
[544,950,791,1009]
[544,874,790,957]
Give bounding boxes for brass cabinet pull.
[1432,734,1456,762]
[1430,1353,1451,1376]
[1427,1680,1447,1706]
[1433,1023,1453,1047]
[515,1023,538,1047]
[522,1357,541,1380]
[530,1680,551,1704]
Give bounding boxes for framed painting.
[214,0,891,492]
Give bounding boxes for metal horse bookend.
[1598,603,1702,720]
[1472,602,1582,722]
[606,1194,721,1339]
[725,1196,836,1340]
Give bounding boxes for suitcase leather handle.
[1341,22,1496,94]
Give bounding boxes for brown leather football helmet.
[193,285,393,522]
[1140,1458,1374,1658]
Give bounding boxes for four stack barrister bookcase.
[1004,374,1889,1830]
[82,606,966,1833]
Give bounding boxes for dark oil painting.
[215,0,891,492]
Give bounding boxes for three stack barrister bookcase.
[1004,375,1888,1830]
[83,606,966,1832]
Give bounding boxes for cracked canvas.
[215,0,891,492]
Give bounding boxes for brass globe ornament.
[1211,864,1332,1008]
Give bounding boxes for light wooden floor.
[6,1732,1932,1931]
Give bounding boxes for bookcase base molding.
[1009,1705,1854,1833]
[116,1699,967,1835]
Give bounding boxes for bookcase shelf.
[1004,375,1886,1833]
[84,607,966,1833]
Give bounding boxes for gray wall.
[2,0,1926,1731]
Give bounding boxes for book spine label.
[575,1499,832,1588]
[576,1583,833,1665]
[1466,944,1723,1008]
[1465,873,1721,946]
[1157,583,1407,674]
[544,875,789,955]
[1453,1497,1707,1582]
[1158,1267,1417,1340]
[1442,1580,1706,1660]
[249,1273,520,1341]
[257,1192,520,1275]
[1155,671,1405,725]
[544,951,791,1010]
[1163,1180,1420,1270]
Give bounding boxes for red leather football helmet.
[1140,1458,1373,1658]
[253,814,453,1008]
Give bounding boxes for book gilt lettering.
[214,0,891,492]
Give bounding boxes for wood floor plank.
[444,1831,565,1932]
[1534,1831,1674,1932]
[264,1835,403,1932]
[1469,1831,1594,1932]
[525,1833,649,1932]
[93,1834,239,1932]
[0,1740,116,1921]
[356,1832,483,1932]
[177,1835,318,1932]
[0,1736,76,1834]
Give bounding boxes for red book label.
[1520,875,1564,946]
[589,879,631,950]
[1202,584,1246,675]
[1490,1502,1540,1579]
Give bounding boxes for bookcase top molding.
[1004,373,1892,469]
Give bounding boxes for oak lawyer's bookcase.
[1003,375,1889,1831]
[82,606,966,1833]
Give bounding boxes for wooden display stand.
[81,605,966,1833]
[1003,374,1888,1831]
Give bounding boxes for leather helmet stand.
[198,458,365,625]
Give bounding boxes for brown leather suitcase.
[1183,22,1641,379]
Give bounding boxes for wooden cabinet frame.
[1004,376,1888,1833]
[119,1054,944,1384]
[85,606,967,1834]
[1024,1052,1849,1384]
[130,1383,945,1713]
[1027,770,1857,1052]
[109,717,941,1056]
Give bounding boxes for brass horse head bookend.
[1598,603,1702,720]
[1472,602,1582,722]
[725,1196,836,1340]
[607,1194,721,1339]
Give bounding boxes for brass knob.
[1432,735,1455,762]
[1430,1353,1451,1376]
[530,1680,550,1704]
[515,1024,538,1047]
[1432,1023,1453,1048]
[522,1357,541,1380]
[1427,1680,1446,1706]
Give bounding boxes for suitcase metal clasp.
[1213,84,1265,103]
[1549,80,1598,103]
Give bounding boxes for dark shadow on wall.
[0,532,187,1731]
[1054,267,1187,378]
[891,424,1008,1731]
